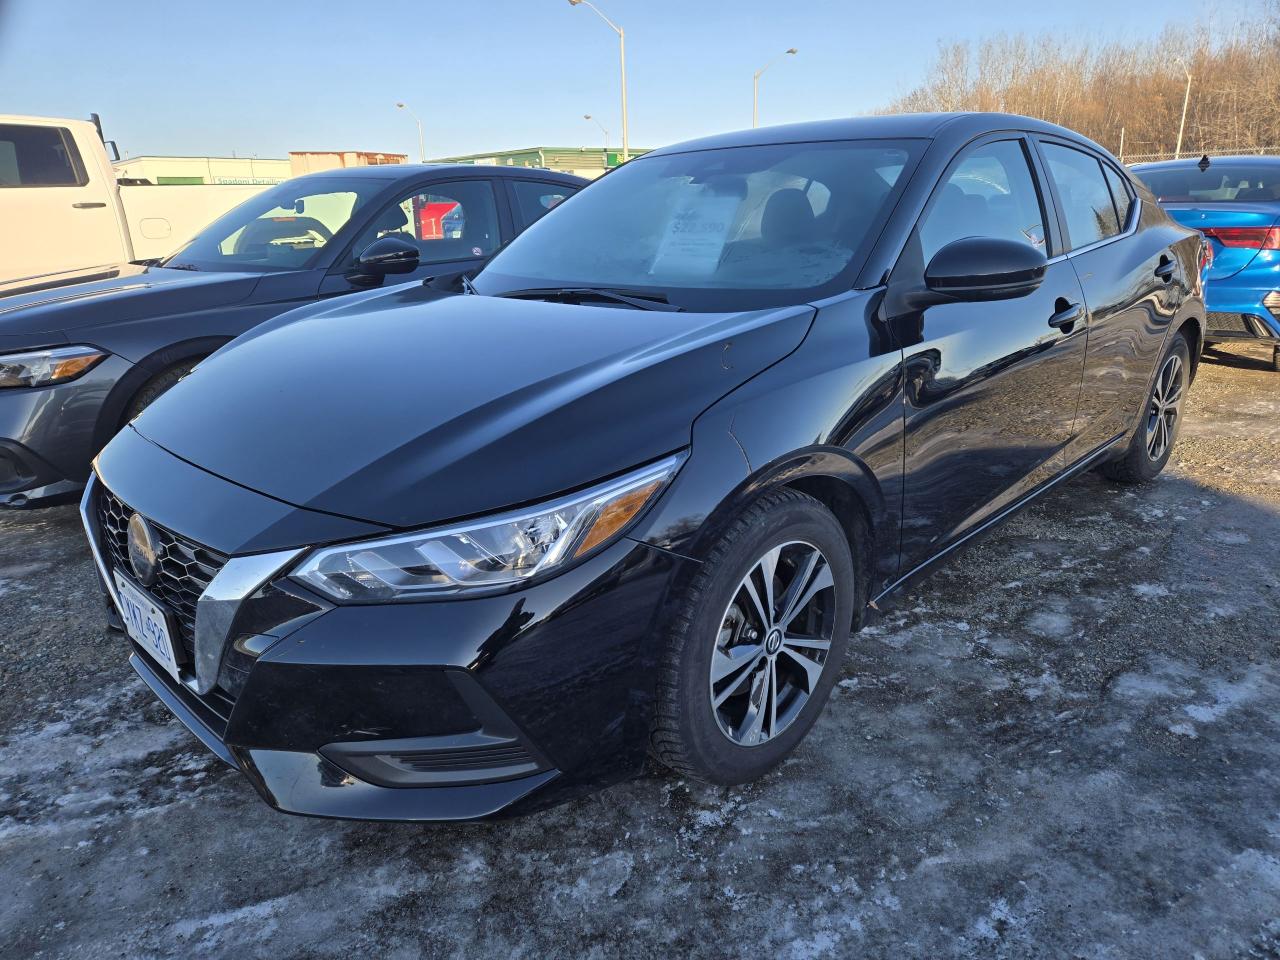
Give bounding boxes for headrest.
[761,188,815,245]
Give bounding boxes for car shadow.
[1200,343,1275,372]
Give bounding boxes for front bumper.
[82,460,693,821]
[0,355,131,506]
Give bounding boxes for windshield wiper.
[495,286,683,312]
[165,262,200,271]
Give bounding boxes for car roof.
[645,112,1107,157]
[288,163,587,185]
[1132,155,1280,170]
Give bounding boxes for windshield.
[1134,162,1280,203]
[474,139,924,311]
[161,177,387,272]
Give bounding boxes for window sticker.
[649,187,740,278]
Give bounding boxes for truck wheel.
[1101,331,1191,484]
[650,488,856,785]
[123,362,196,424]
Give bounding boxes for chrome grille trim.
[83,473,304,696]
[193,548,302,694]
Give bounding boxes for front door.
[320,178,506,295]
[0,122,126,282]
[888,136,1089,575]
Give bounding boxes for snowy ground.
[2,343,1278,959]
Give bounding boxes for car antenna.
[1198,154,1211,172]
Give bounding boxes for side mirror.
[350,236,420,286]
[923,236,1046,303]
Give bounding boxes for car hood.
[1160,201,1280,280]
[132,292,816,529]
[0,264,262,338]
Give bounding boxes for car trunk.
[1160,202,1279,280]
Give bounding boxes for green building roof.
[430,146,651,171]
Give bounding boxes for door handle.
[1048,301,1085,331]
[72,201,107,209]
[1154,257,1176,282]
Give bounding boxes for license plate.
[114,572,182,683]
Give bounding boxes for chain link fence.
[1120,145,1279,165]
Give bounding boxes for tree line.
[882,12,1280,159]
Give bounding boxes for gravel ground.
[1,342,1278,960]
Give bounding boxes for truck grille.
[98,486,229,661]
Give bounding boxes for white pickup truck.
[0,114,268,288]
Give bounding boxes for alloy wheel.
[1145,352,1185,462]
[709,540,838,747]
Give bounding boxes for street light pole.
[753,48,797,128]
[396,101,425,163]
[584,114,610,166]
[568,0,628,162]
[1173,61,1192,160]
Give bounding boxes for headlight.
[291,452,685,602]
[0,345,107,389]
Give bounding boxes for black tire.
[1271,345,1280,373]
[122,362,195,424]
[1100,331,1191,484]
[651,488,856,784]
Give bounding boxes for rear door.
[0,122,126,281]
[1036,140,1182,453]
[892,135,1089,574]
[506,178,580,231]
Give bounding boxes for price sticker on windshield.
[650,189,740,278]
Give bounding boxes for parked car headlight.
[291,452,686,602]
[0,345,107,389]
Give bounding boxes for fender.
[92,334,233,452]
[634,291,907,595]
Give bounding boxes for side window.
[1041,143,1121,250]
[0,123,86,187]
[1103,164,1133,230]
[918,139,1047,263]
[350,180,500,266]
[511,180,577,229]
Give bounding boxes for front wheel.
[650,488,856,785]
[122,362,196,424]
[1100,331,1191,484]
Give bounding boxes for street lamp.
[1173,58,1193,160]
[396,101,425,163]
[753,48,797,128]
[584,114,610,166]
[568,0,628,162]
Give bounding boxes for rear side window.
[1042,143,1120,250]
[918,139,1048,263]
[0,124,87,187]
[1103,165,1133,230]
[511,180,577,229]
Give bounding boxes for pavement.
[1,342,1278,960]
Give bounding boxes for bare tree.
[881,13,1280,158]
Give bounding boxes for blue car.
[1132,155,1280,371]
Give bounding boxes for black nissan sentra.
[82,113,1205,821]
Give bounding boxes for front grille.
[98,486,229,661]
[1206,311,1258,335]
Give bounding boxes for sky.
[0,0,1260,162]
